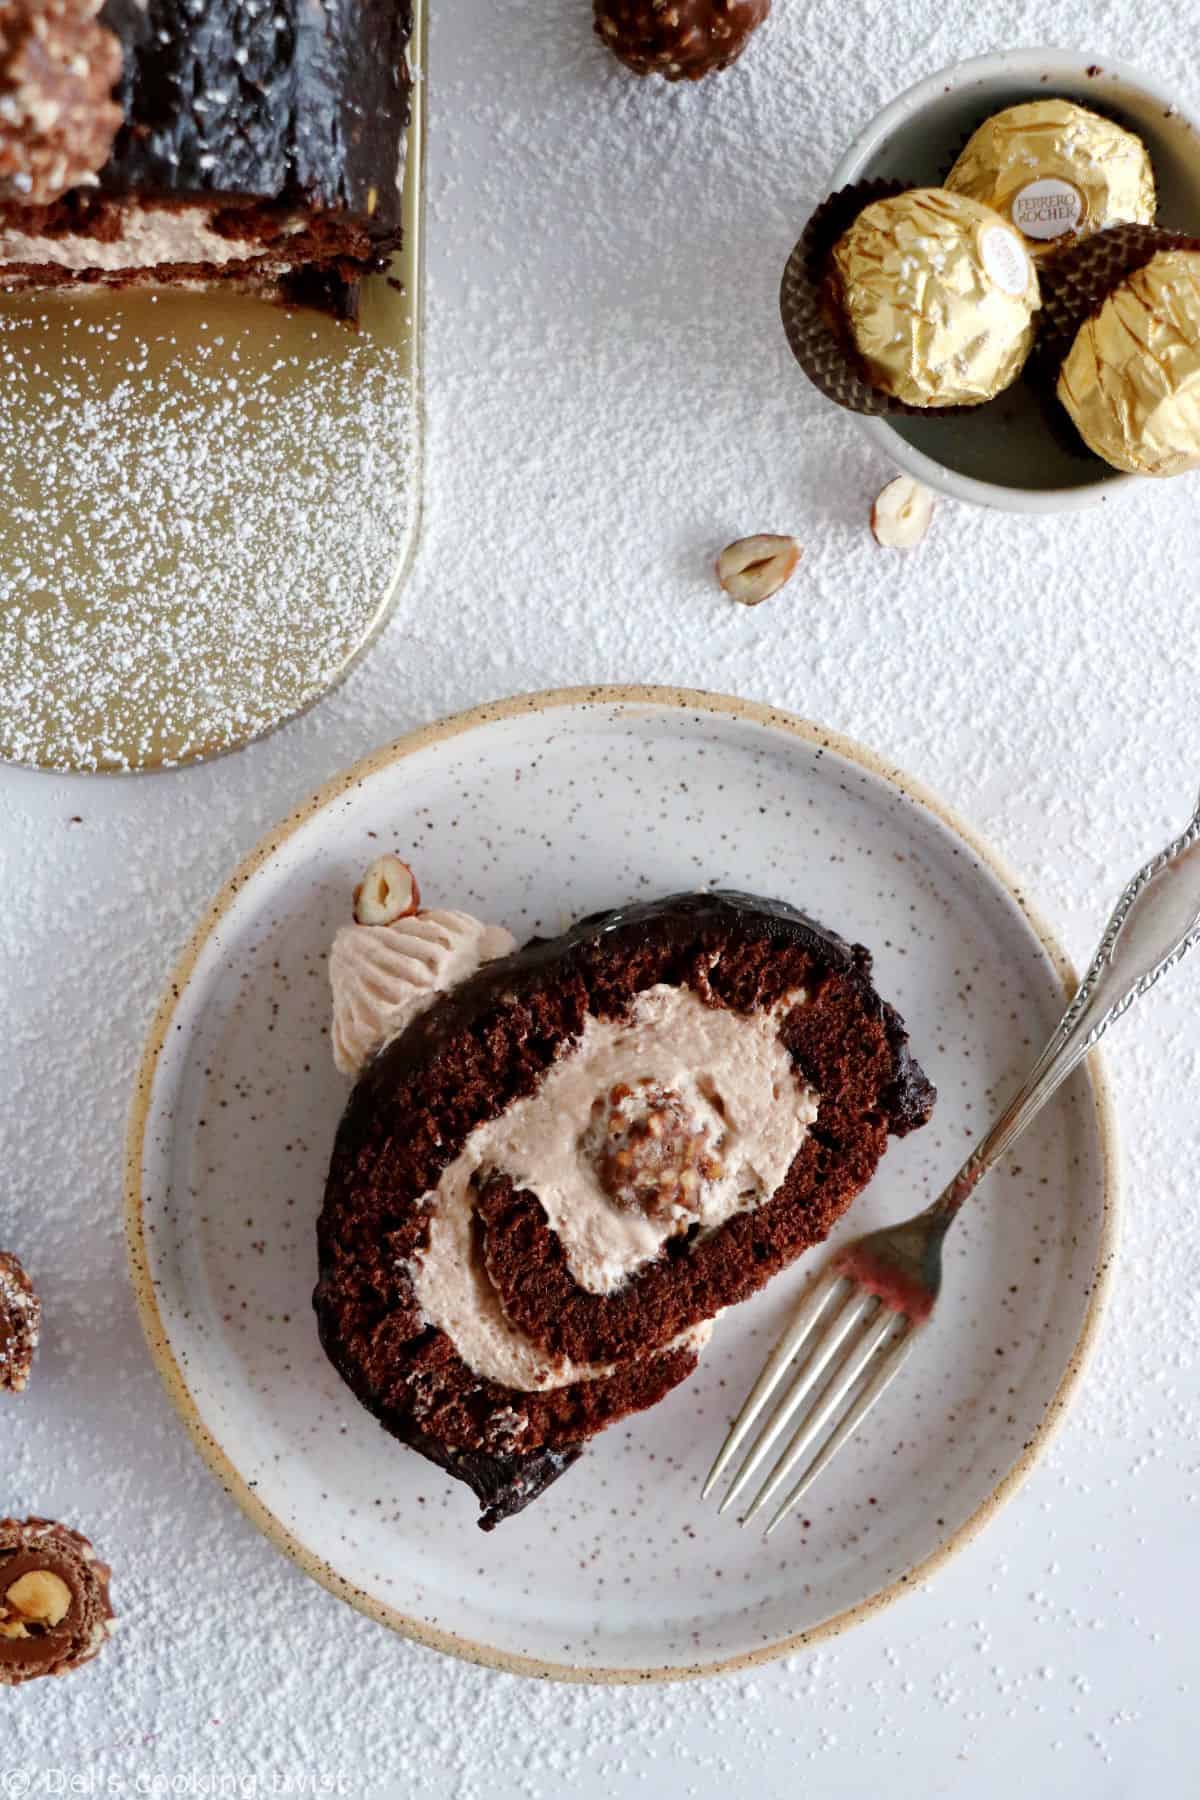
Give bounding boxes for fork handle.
[927,796,1200,1228]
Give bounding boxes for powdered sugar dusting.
[1,0,1199,1788]
[0,291,417,771]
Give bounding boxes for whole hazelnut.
[352,855,420,927]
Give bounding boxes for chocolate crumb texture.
[0,0,123,204]
[0,1250,41,1394]
[316,890,934,1528]
[594,0,769,82]
[0,1518,115,1685]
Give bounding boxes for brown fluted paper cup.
[1038,224,1200,477]
[1036,222,1200,372]
[779,179,928,418]
[780,181,1040,416]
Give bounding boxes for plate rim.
[123,684,1120,1685]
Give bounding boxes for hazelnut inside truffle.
[0,1518,114,1686]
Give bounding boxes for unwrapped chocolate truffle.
[0,0,123,205]
[827,188,1040,408]
[946,100,1156,257]
[594,0,769,81]
[0,1519,115,1685]
[0,1250,40,1394]
[1058,248,1200,476]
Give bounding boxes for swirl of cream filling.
[329,895,817,1397]
[329,909,516,1077]
[409,984,818,1391]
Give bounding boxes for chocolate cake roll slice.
[0,0,414,318]
[316,883,935,1529]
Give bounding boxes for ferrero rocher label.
[946,100,1156,256]
[1058,249,1200,477]
[830,188,1039,409]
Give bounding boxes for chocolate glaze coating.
[99,0,413,238]
[316,891,934,1528]
[392,1429,583,1533]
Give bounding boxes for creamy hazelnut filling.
[0,203,299,271]
[329,909,516,1077]
[409,983,819,1391]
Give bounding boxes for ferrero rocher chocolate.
[0,1251,40,1394]
[0,0,123,205]
[829,188,1040,409]
[0,1518,115,1686]
[1057,249,1200,476]
[946,100,1155,257]
[594,0,769,81]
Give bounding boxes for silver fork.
[704,791,1200,1537]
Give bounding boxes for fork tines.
[702,1271,919,1536]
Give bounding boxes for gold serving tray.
[0,0,425,774]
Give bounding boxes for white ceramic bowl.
[830,48,1200,512]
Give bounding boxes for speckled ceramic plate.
[126,688,1117,1683]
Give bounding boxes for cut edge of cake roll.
[0,1,415,318]
[315,884,936,1529]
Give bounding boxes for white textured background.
[2,2,1199,1792]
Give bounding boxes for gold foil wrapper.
[1057,249,1200,476]
[780,179,933,417]
[946,100,1155,257]
[830,188,1039,409]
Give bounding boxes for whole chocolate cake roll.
[315,873,935,1529]
[0,0,414,316]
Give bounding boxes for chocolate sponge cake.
[0,0,414,316]
[316,887,934,1529]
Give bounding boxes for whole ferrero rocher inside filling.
[1058,249,1200,477]
[828,188,1040,408]
[946,100,1156,258]
[583,1078,726,1222]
